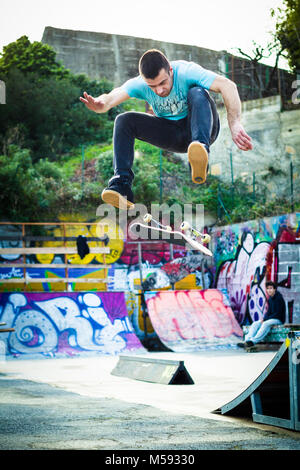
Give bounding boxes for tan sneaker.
[101,189,135,210]
[101,176,135,210]
[188,142,209,184]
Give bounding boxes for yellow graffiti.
[35,220,124,266]
[93,221,124,265]
[58,225,97,265]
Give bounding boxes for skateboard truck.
[180,221,211,244]
[143,214,211,244]
[143,213,172,232]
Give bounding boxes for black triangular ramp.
[213,337,300,430]
[111,355,194,385]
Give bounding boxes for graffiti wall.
[0,292,145,359]
[0,220,213,342]
[145,289,243,352]
[0,222,187,293]
[212,212,300,325]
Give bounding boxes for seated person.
[238,281,286,348]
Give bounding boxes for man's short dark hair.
[266,281,276,289]
[139,49,170,79]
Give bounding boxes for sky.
[0,0,290,70]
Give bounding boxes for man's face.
[143,67,173,97]
[266,286,276,297]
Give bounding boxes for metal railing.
[0,221,110,291]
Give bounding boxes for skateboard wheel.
[143,213,152,223]
[201,234,211,244]
[180,221,191,231]
[165,225,172,232]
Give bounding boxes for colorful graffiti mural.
[0,292,145,358]
[0,221,187,292]
[141,254,207,290]
[0,265,108,292]
[2,213,299,342]
[145,289,243,352]
[213,213,300,325]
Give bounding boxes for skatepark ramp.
[144,289,243,352]
[111,355,194,384]
[214,332,300,431]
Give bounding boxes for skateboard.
[130,214,212,257]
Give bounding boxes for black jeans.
[112,86,220,184]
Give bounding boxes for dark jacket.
[264,291,286,323]
[76,235,90,259]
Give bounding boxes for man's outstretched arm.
[210,75,253,151]
[80,88,130,113]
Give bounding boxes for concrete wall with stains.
[209,96,300,202]
[41,26,295,104]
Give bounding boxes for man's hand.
[79,88,130,113]
[230,121,253,151]
[79,92,108,113]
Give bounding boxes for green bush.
[0,146,62,221]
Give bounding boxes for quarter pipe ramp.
[144,289,243,352]
[214,333,300,430]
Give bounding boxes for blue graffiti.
[0,293,141,358]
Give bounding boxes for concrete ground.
[0,348,300,451]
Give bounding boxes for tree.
[0,35,68,78]
[236,40,286,97]
[272,0,300,72]
[0,146,63,221]
[0,37,121,160]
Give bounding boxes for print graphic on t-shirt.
[153,90,187,117]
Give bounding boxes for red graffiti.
[145,290,243,349]
[119,241,184,265]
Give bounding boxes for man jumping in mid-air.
[80,49,252,209]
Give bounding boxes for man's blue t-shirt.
[120,60,217,121]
